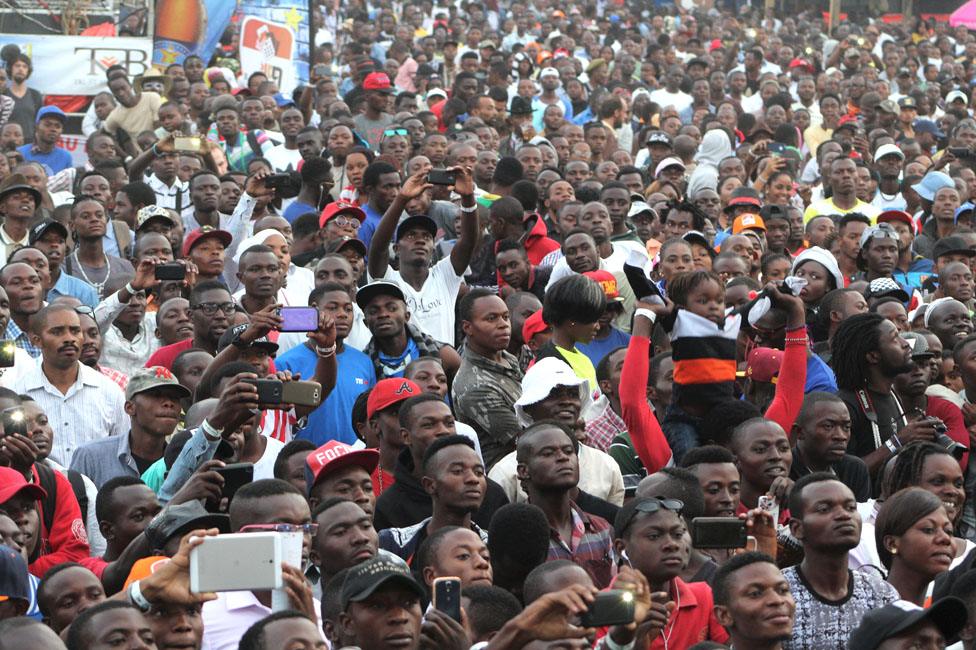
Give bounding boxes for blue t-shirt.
[359,203,382,253]
[283,200,319,224]
[275,343,376,445]
[578,327,632,368]
[17,144,72,174]
[806,353,837,394]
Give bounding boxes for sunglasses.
[382,128,408,138]
[618,497,684,536]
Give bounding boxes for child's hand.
[637,299,673,318]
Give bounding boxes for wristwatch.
[230,328,250,350]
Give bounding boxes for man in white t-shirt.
[367,167,480,345]
[649,65,692,114]
[263,107,305,172]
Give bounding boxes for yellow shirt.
[803,197,881,223]
[556,344,598,389]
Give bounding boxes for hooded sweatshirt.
[686,129,733,199]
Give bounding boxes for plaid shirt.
[586,401,627,452]
[97,365,129,392]
[546,502,616,589]
[6,320,40,358]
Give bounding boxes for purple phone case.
[279,307,318,332]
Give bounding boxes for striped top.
[667,309,742,406]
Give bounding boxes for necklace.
[71,250,112,296]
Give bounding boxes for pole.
[828,0,841,34]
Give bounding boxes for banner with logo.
[0,36,153,96]
[238,0,310,94]
[153,0,237,68]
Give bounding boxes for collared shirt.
[0,224,28,263]
[102,316,159,377]
[544,502,615,589]
[452,347,524,468]
[48,271,99,308]
[6,319,40,358]
[68,430,144,489]
[586,399,628,453]
[202,590,324,650]
[646,578,729,649]
[378,517,489,565]
[145,173,192,221]
[98,365,129,392]
[10,361,129,466]
[489,443,625,506]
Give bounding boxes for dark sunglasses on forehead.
[73,306,95,318]
[617,497,684,536]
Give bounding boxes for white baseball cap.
[874,143,905,161]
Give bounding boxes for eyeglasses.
[329,216,360,227]
[382,128,408,138]
[239,523,319,536]
[192,301,236,315]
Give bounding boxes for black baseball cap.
[144,501,230,552]
[355,280,406,311]
[340,556,425,609]
[28,219,68,245]
[933,235,976,259]
[848,597,966,648]
[395,215,437,243]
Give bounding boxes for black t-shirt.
[837,388,905,459]
[790,448,873,502]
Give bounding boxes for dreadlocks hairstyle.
[830,312,885,391]
[883,441,956,499]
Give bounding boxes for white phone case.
[190,532,283,593]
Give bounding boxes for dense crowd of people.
[5,1,976,648]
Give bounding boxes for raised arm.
[762,290,808,434]
[449,166,481,276]
[368,171,432,280]
[619,310,673,473]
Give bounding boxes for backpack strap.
[35,464,58,535]
[66,470,89,528]
[112,220,132,258]
[246,131,263,159]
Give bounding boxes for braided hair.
[883,441,953,499]
[830,312,885,391]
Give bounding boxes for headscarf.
[686,129,733,199]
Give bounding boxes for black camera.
[933,422,968,460]
[263,172,302,199]
[949,147,976,160]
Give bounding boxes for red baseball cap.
[0,466,46,504]
[745,347,784,384]
[305,440,380,493]
[366,378,421,420]
[521,309,549,343]
[836,114,859,130]
[788,58,814,72]
[320,202,367,229]
[583,270,624,302]
[878,209,916,234]
[709,39,723,52]
[363,72,395,94]
[182,226,232,257]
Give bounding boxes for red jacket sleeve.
[763,336,809,437]
[927,396,969,470]
[28,467,91,578]
[620,334,672,473]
